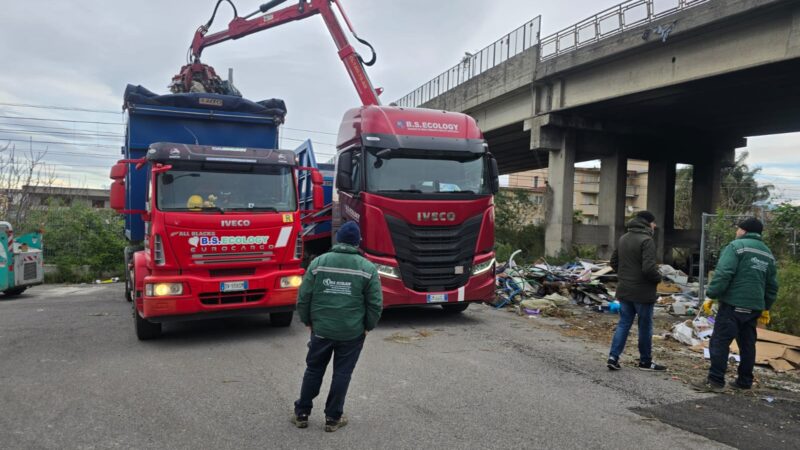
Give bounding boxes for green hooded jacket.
[610,216,662,303]
[297,243,383,341]
[706,232,779,311]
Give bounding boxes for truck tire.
[270,311,294,327]
[3,287,26,297]
[441,303,469,313]
[124,269,134,302]
[134,309,162,340]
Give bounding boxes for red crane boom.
[172,0,382,106]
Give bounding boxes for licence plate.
[221,281,248,292]
[427,293,448,303]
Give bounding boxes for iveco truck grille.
[199,289,266,305]
[385,214,482,292]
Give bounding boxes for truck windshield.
[156,162,296,212]
[365,148,489,195]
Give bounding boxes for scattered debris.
[492,250,799,376]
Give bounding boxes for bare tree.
[0,139,57,226]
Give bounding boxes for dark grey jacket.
[610,216,662,303]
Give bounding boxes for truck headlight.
[376,264,400,279]
[145,283,183,297]
[280,275,303,288]
[471,258,495,276]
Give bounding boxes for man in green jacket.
[292,221,383,432]
[694,218,778,392]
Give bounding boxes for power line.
[0,121,124,135]
[0,115,124,126]
[0,128,124,139]
[283,126,337,136]
[0,102,120,115]
[0,138,120,149]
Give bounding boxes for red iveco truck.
[170,0,500,312]
[321,106,499,311]
[111,91,324,340]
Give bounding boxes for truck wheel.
[124,270,133,302]
[134,309,162,340]
[270,311,294,327]
[441,303,469,313]
[3,287,27,297]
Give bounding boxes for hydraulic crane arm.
[176,0,381,106]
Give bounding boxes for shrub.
[770,261,800,336]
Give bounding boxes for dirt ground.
[499,302,800,394]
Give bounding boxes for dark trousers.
[609,300,655,364]
[708,302,761,387]
[294,333,365,420]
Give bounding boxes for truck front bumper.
[376,268,496,308]
[139,269,302,321]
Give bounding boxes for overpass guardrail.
[396,0,711,107]
[396,17,541,108]
[540,0,710,60]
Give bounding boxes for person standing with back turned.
[291,221,383,432]
[606,211,668,372]
[693,217,778,392]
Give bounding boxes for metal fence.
[539,0,709,60]
[395,16,541,108]
[698,213,794,301]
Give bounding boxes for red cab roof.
[337,105,483,149]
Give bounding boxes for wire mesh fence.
[698,212,794,300]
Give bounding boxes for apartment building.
[506,160,649,225]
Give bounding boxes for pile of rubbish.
[492,250,800,373]
[670,316,800,372]
[493,250,619,316]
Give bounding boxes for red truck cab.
[331,105,499,311]
[113,142,323,339]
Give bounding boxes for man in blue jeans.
[606,211,667,371]
[292,222,383,432]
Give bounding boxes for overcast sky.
[0,0,798,200]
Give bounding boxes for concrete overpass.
[398,0,800,258]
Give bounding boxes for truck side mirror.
[110,180,126,212]
[109,161,128,213]
[310,169,325,210]
[490,156,500,194]
[313,185,325,210]
[336,152,353,191]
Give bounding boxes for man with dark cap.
[693,217,778,392]
[292,221,383,432]
[607,210,668,372]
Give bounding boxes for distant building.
[506,160,649,225]
[11,185,110,210]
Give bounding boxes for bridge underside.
[487,57,800,259]
[489,57,800,174]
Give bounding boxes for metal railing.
[395,16,541,108]
[539,0,710,60]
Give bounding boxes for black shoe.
[324,416,348,432]
[607,357,621,371]
[638,361,667,371]
[729,381,752,390]
[691,379,725,393]
[291,413,309,428]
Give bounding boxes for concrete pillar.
[598,152,627,258]
[711,147,735,211]
[545,131,576,256]
[647,159,676,263]
[692,161,713,230]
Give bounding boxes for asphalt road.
[0,284,795,449]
